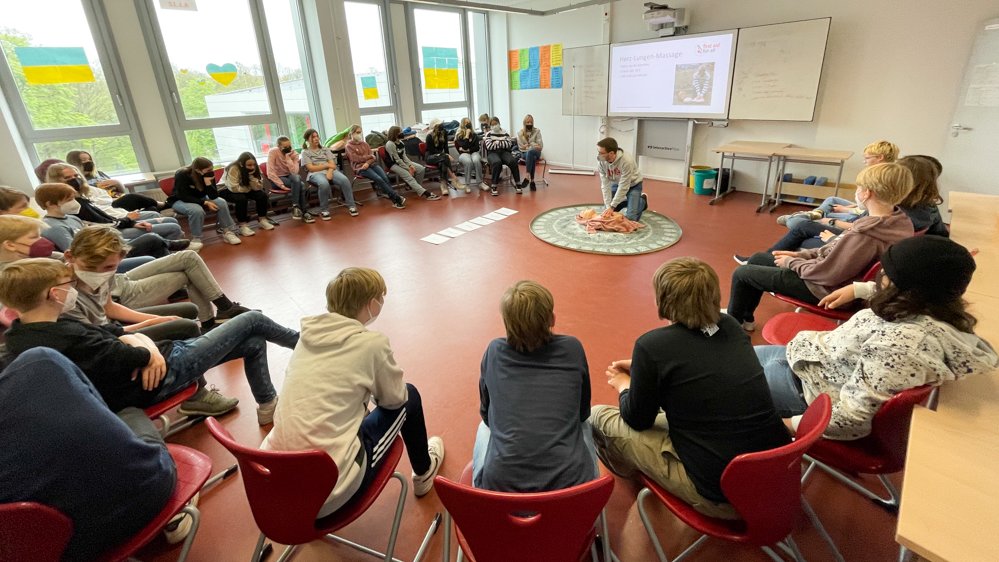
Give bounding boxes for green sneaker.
[177,386,238,417]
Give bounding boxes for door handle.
[951,124,973,137]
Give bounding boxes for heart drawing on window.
[206,63,238,86]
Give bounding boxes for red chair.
[770,260,882,322]
[143,382,201,438]
[636,394,833,562]
[0,502,73,562]
[158,176,175,197]
[205,417,426,562]
[434,462,615,562]
[762,312,838,345]
[804,384,935,513]
[418,142,442,184]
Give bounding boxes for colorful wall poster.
[508,43,563,91]
[14,47,95,85]
[422,46,459,90]
[360,75,379,100]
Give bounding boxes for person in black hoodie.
[454,118,483,193]
[167,157,241,249]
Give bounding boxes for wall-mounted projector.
[643,3,688,37]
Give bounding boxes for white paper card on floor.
[420,233,451,245]
[495,208,518,216]
[483,212,507,221]
[437,227,466,238]
[470,217,494,226]
[455,221,481,231]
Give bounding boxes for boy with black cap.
[754,235,998,440]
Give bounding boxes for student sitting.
[483,116,522,196]
[262,267,444,517]
[167,157,241,249]
[0,348,177,561]
[517,114,543,191]
[65,150,164,212]
[590,258,791,519]
[777,140,900,229]
[0,258,298,422]
[473,280,597,492]
[47,162,184,241]
[478,113,491,135]
[0,192,55,257]
[344,124,406,209]
[425,120,459,195]
[454,118,483,193]
[267,136,315,223]
[302,128,357,219]
[0,185,42,218]
[726,162,915,332]
[221,152,277,236]
[756,236,997,440]
[63,226,201,342]
[383,126,440,201]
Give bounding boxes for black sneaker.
[215,303,252,323]
[490,187,499,196]
[519,178,529,189]
[529,181,537,191]
[167,239,192,252]
[733,255,750,265]
[421,192,442,201]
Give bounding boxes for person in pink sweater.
[344,125,406,210]
[266,136,314,223]
[726,163,915,331]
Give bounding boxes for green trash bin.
[688,165,711,189]
[693,169,718,195]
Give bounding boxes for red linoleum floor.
[142,174,901,562]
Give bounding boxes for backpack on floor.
[365,130,388,149]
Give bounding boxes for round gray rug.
[530,204,683,255]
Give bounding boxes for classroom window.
[0,0,149,173]
[467,11,491,120]
[262,0,322,142]
[420,107,470,125]
[184,124,280,164]
[359,113,397,135]
[344,1,394,110]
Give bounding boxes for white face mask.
[597,153,608,162]
[52,286,78,313]
[364,297,384,326]
[352,133,363,142]
[60,200,81,215]
[854,188,867,211]
[74,269,115,291]
[491,125,501,133]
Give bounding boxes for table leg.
[757,155,774,213]
[710,152,727,205]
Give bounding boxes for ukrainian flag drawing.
[14,47,95,85]
[361,75,379,100]
[421,47,459,90]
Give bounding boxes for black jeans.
[112,193,160,212]
[220,190,269,223]
[125,233,170,259]
[727,252,819,323]
[487,150,520,184]
[768,220,843,252]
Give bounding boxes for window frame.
[137,0,322,162]
[345,0,401,128]
[0,0,151,172]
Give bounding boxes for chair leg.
[250,533,267,562]
[442,511,451,562]
[636,488,670,562]
[176,505,200,562]
[412,512,442,562]
[898,544,914,562]
[801,497,845,562]
[202,463,239,493]
[760,546,785,562]
[805,455,901,512]
[784,536,806,562]
[599,509,612,562]
[323,472,407,562]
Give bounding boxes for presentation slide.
[608,30,737,119]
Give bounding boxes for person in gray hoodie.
[597,137,647,221]
[755,235,998,440]
[726,163,916,331]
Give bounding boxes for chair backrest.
[204,417,340,545]
[213,168,224,182]
[860,260,881,282]
[34,158,64,182]
[158,176,175,197]
[418,142,427,158]
[867,384,934,472]
[0,502,73,562]
[377,146,390,167]
[720,394,832,546]
[434,472,614,562]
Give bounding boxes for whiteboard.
[562,44,609,117]
[729,18,831,121]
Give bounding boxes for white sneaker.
[257,396,278,426]
[188,238,203,252]
[164,493,199,544]
[412,436,444,497]
[258,217,275,230]
[223,231,242,245]
[238,224,255,236]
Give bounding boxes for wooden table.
[766,147,854,212]
[711,141,790,209]
[895,191,999,562]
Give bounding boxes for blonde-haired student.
[472,280,597,492]
[262,267,444,518]
[516,114,544,191]
[591,258,790,519]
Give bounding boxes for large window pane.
[262,0,316,140]
[153,0,270,120]
[412,8,466,105]
[1,0,121,130]
[34,136,140,175]
[345,2,393,110]
[360,113,397,135]
[185,124,279,164]
[421,107,470,125]
[468,11,490,119]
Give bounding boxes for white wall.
[500,0,999,190]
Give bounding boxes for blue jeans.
[152,311,299,405]
[755,345,809,417]
[523,148,542,179]
[120,221,183,241]
[768,220,843,252]
[471,420,600,488]
[277,174,308,209]
[359,165,402,204]
[308,170,355,209]
[117,256,155,273]
[171,199,235,237]
[611,182,647,221]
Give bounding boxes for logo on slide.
[696,43,721,54]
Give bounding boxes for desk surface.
[774,146,854,162]
[896,191,999,562]
[713,141,791,155]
